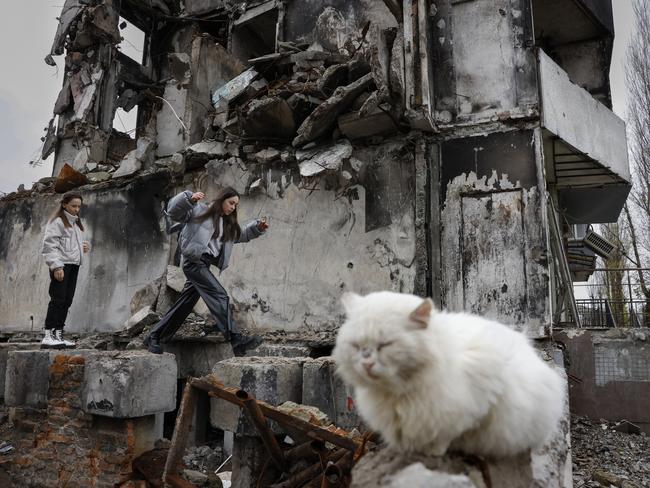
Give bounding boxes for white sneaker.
[41,329,64,349]
[55,329,75,348]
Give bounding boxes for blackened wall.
[0,173,171,333]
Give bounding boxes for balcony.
[538,50,631,224]
[532,0,614,106]
[532,0,614,47]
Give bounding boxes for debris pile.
[182,444,226,476]
[571,415,650,487]
[6,1,410,198]
[164,375,373,488]
[202,33,403,196]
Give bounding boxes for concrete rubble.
[571,416,650,488]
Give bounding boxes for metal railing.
[569,268,650,328]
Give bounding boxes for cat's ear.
[341,292,362,315]
[408,298,434,329]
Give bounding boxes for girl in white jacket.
[41,192,90,348]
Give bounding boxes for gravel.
[571,415,650,487]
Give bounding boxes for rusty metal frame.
[163,374,368,488]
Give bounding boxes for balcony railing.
[570,298,650,328]
[563,268,650,328]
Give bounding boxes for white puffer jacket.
[41,212,85,270]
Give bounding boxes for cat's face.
[333,292,434,391]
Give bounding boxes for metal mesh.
[594,344,650,386]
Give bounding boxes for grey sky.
[0,2,636,194]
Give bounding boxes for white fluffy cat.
[332,291,565,458]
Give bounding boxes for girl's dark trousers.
[148,254,235,343]
[44,263,80,330]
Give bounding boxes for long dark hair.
[49,191,85,231]
[195,187,241,242]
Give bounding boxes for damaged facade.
[1,0,629,337]
[0,0,633,486]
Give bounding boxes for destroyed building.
[0,0,643,487]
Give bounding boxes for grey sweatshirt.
[167,190,264,270]
[41,211,85,270]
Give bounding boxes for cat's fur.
[332,291,565,458]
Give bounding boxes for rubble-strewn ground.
[571,415,650,487]
[182,444,229,487]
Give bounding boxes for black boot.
[230,333,262,357]
[143,333,163,354]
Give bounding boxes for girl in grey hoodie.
[144,187,268,355]
[41,191,90,348]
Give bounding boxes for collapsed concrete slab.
[293,73,375,146]
[113,137,155,178]
[185,140,235,166]
[297,139,353,177]
[120,306,160,337]
[211,68,259,109]
[338,109,398,140]
[242,97,296,139]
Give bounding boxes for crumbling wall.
[284,0,397,48]
[0,136,419,334]
[556,328,650,433]
[2,0,580,340]
[0,174,170,333]
[549,39,613,107]
[6,355,159,487]
[175,137,418,331]
[431,0,537,124]
[439,129,550,337]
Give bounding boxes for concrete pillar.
[232,435,277,488]
[302,356,360,430]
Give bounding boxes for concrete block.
[386,464,475,488]
[0,343,40,401]
[210,356,307,434]
[163,340,234,378]
[166,265,185,292]
[5,349,97,408]
[121,306,160,336]
[113,138,153,178]
[83,351,177,418]
[302,356,360,430]
[87,171,111,183]
[251,344,311,358]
